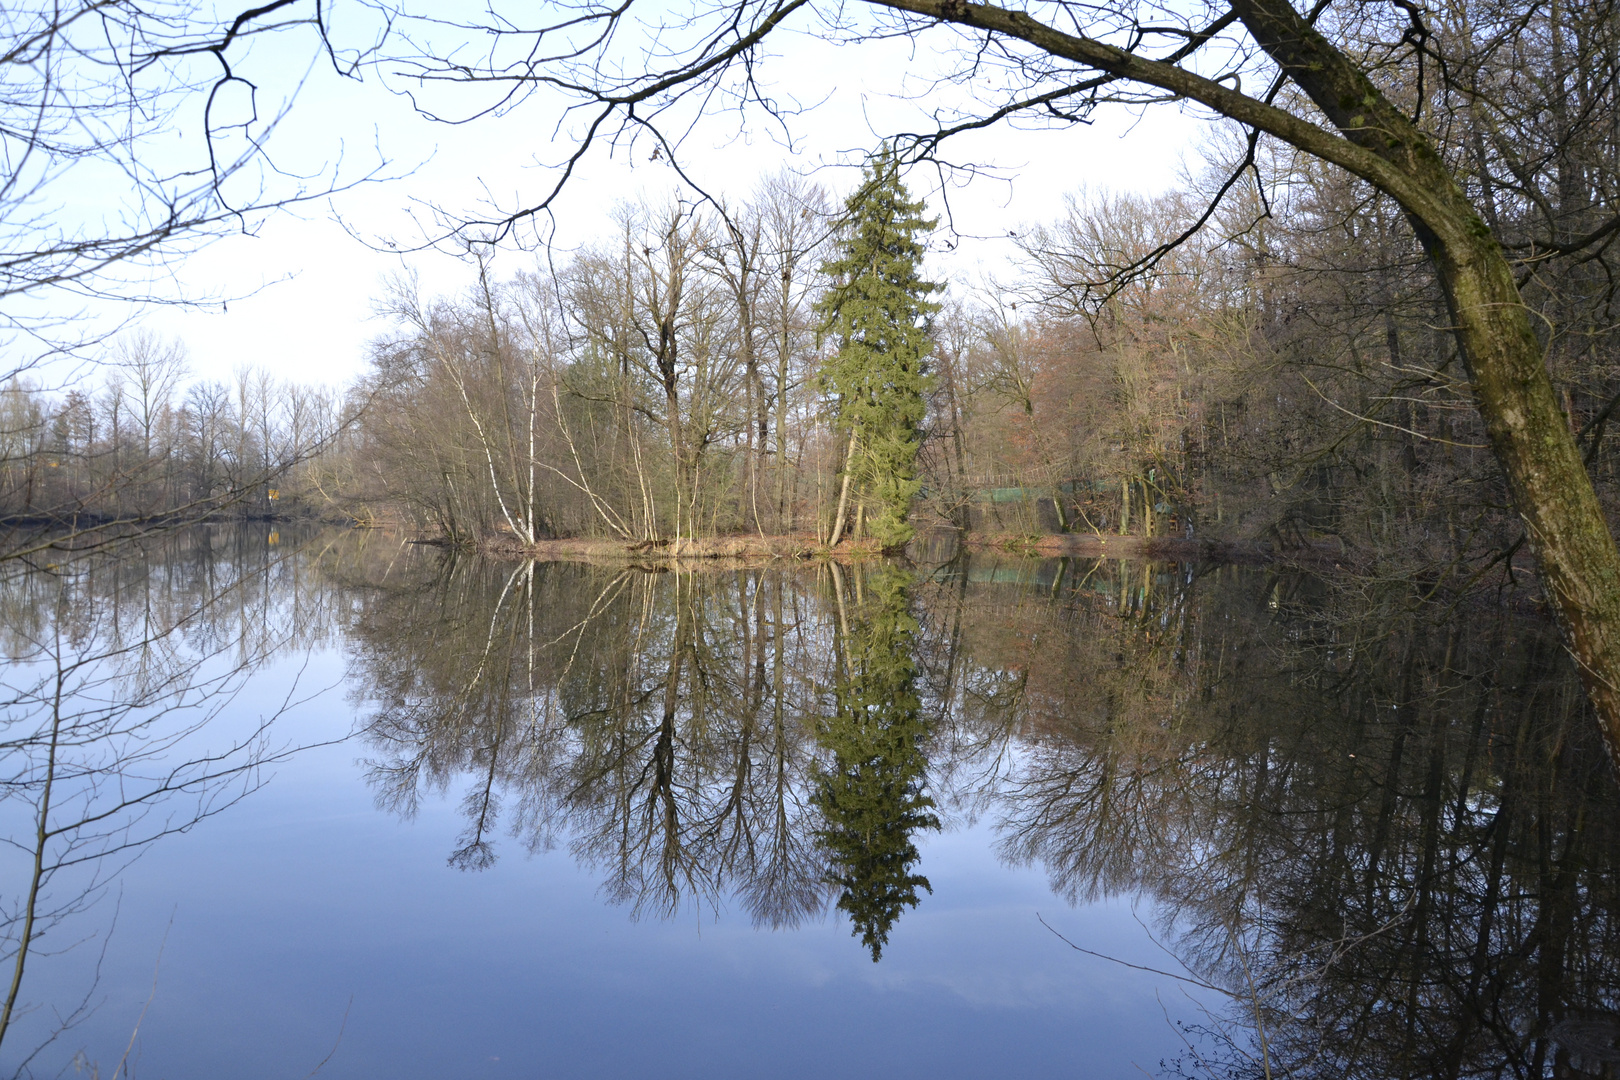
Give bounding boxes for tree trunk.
[828,426,859,547]
[1430,232,1620,759]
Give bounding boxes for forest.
[9,54,1614,599]
[0,332,355,546]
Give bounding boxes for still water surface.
[1,528,1616,1078]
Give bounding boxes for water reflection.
[3,531,1614,1077]
[814,563,939,960]
[347,556,953,948]
[343,547,1620,1076]
[0,526,344,1067]
[348,558,839,928]
[947,562,1620,1079]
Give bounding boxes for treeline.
[335,156,1464,562]
[0,333,359,531]
[939,0,1620,582]
[323,0,1620,586]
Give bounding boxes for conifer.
[818,147,940,550]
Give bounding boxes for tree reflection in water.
[815,562,939,961]
[343,549,1620,1077]
[348,556,839,927]
[968,563,1620,1079]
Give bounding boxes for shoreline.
[424,530,1291,565]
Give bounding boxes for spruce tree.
[818,147,940,551]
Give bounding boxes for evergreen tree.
[812,565,940,961]
[817,147,940,551]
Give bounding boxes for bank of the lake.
[449,529,1287,566]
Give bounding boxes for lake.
[1,527,1615,1079]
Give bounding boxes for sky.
[60,5,1216,390]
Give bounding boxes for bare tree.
[112,333,188,471]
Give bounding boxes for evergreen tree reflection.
[813,563,940,961]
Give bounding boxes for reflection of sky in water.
[18,648,1194,1080]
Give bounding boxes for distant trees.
[0,0,387,563]
[0,333,356,552]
